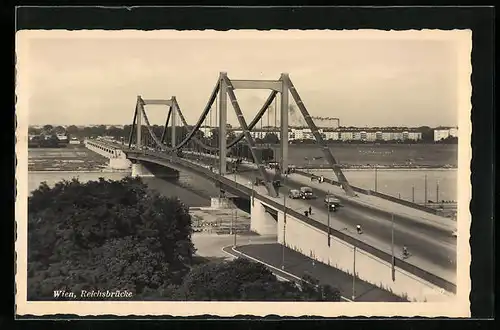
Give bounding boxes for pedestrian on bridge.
[304,210,309,217]
[308,206,312,215]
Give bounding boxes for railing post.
[219,72,228,175]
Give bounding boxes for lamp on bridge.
[248,181,254,206]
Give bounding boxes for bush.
[173,258,341,301]
[27,176,195,300]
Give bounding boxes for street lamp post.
[424,174,428,207]
[391,213,395,281]
[233,206,237,247]
[412,185,415,203]
[232,169,238,246]
[250,179,254,206]
[352,246,356,300]
[327,190,331,247]
[374,166,378,192]
[282,175,287,270]
[436,180,440,203]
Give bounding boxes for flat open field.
[284,144,457,167]
[28,146,109,171]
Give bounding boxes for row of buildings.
[200,126,451,142]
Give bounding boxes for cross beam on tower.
[218,72,355,197]
[128,97,178,150]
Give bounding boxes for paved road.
[224,243,407,302]
[177,152,456,283]
[236,168,457,269]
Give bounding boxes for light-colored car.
[288,189,301,199]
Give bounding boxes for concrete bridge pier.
[130,160,180,180]
[131,161,154,177]
[250,200,278,235]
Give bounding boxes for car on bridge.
[299,186,315,199]
[288,189,301,199]
[255,177,281,188]
[324,195,342,211]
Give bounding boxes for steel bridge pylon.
[127,72,356,198]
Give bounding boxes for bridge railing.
[125,150,456,294]
[215,173,456,294]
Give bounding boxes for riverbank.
[29,169,130,174]
[298,164,457,170]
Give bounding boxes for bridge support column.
[280,73,289,171]
[219,72,228,175]
[171,96,177,148]
[131,162,154,177]
[136,96,142,149]
[250,201,277,236]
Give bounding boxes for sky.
[18,30,470,127]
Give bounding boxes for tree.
[42,125,53,133]
[53,126,66,134]
[175,258,341,301]
[226,131,237,145]
[28,126,42,135]
[262,133,279,144]
[27,177,195,300]
[417,126,434,142]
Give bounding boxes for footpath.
[223,243,407,302]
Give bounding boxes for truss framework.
[127,72,355,197]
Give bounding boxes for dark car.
[299,186,314,199]
[324,195,342,211]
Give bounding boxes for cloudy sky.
[18,30,469,127]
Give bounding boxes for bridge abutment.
[250,201,278,235]
[131,162,154,177]
[131,161,180,180]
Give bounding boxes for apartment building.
[434,127,458,141]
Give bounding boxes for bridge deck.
[184,151,455,231]
[97,141,457,286]
[222,171,456,284]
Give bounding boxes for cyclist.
[403,246,409,257]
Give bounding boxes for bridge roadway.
[180,152,456,282]
[96,141,457,285]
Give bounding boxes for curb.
[221,245,352,302]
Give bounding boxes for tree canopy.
[171,258,341,301]
[28,177,341,302]
[28,176,195,300]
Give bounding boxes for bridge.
[89,72,458,302]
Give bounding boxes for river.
[28,170,220,207]
[28,167,457,208]
[27,146,457,207]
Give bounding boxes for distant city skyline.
[18,30,470,127]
